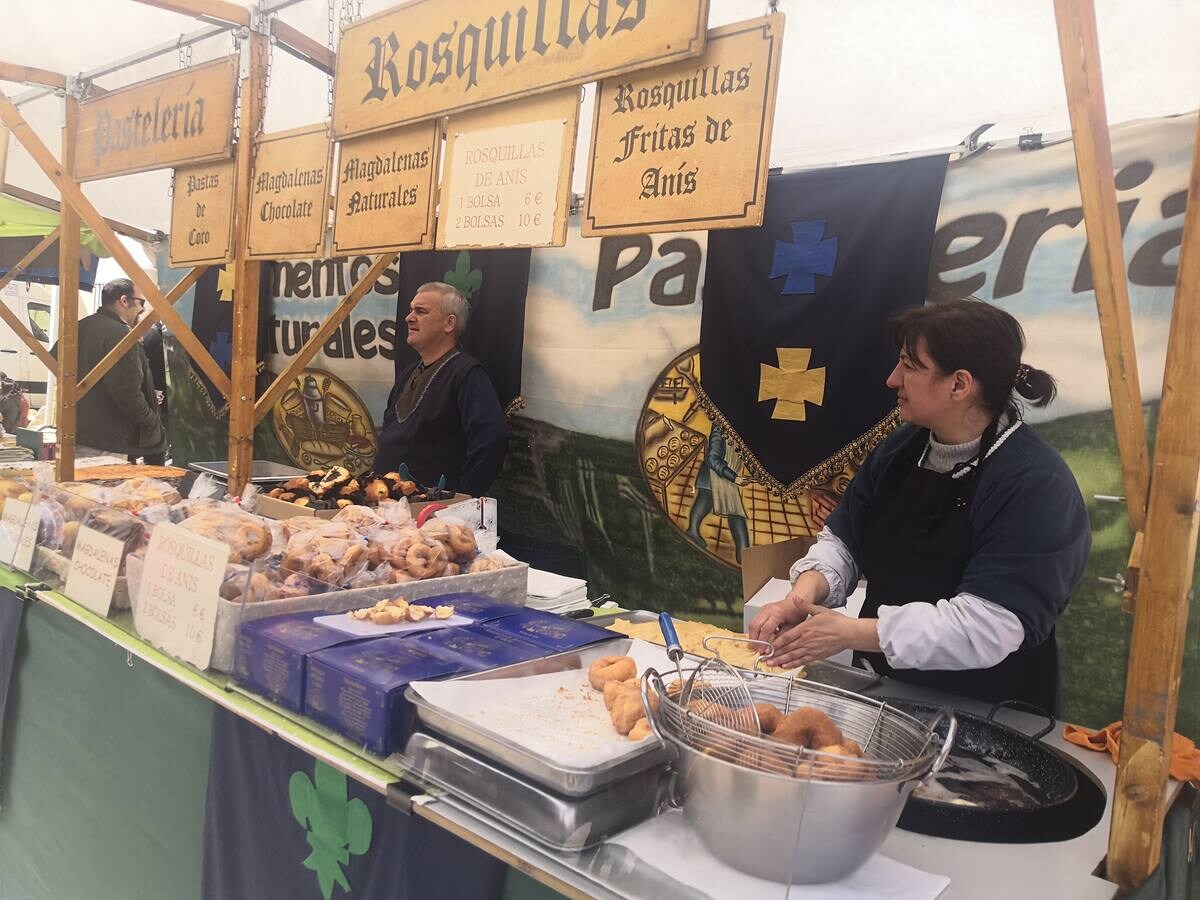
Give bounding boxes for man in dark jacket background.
[67,277,167,461]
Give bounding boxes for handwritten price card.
[65,526,126,617]
[133,523,229,669]
[1,497,38,573]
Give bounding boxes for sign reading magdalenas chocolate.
[332,0,710,139]
[74,56,238,182]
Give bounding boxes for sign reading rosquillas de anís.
[74,56,238,182]
[332,0,710,140]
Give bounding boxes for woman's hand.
[765,601,881,669]
[748,570,830,645]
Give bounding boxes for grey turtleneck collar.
[919,413,1012,474]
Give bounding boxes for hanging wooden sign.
[332,0,709,140]
[582,14,785,237]
[169,158,236,266]
[74,56,238,182]
[332,119,441,255]
[438,87,579,250]
[247,124,332,261]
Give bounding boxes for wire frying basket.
[642,666,955,783]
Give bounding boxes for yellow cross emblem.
[759,348,826,421]
[217,266,235,302]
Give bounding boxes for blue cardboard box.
[233,611,375,714]
[410,624,547,670]
[484,609,613,652]
[304,637,471,756]
[422,592,525,624]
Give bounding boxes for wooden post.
[56,93,80,479]
[226,30,267,498]
[1106,110,1200,891]
[1053,0,1152,533]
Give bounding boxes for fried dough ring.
[405,541,447,579]
[446,523,477,560]
[773,706,844,749]
[588,655,636,691]
[753,702,784,735]
[610,693,645,735]
[603,678,638,710]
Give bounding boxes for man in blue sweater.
[373,282,508,496]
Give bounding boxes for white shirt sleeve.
[788,526,859,609]
[877,595,1027,670]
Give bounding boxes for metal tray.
[589,609,881,692]
[405,638,671,797]
[397,731,668,851]
[190,460,308,483]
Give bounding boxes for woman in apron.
[749,299,1091,714]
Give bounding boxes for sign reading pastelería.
[438,88,579,249]
[332,0,710,140]
[169,158,236,266]
[332,120,441,255]
[133,522,228,670]
[583,14,785,237]
[74,56,238,182]
[247,124,333,261]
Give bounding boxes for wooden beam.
[0,228,61,371]
[1106,108,1200,892]
[253,252,397,426]
[0,61,66,91]
[0,89,231,399]
[271,19,335,76]
[3,182,159,243]
[226,30,268,497]
[1053,0,1151,533]
[75,265,208,401]
[128,0,249,27]
[55,95,80,479]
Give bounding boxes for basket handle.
[640,669,677,764]
[919,708,958,784]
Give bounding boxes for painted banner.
[438,87,580,249]
[247,125,332,261]
[74,56,237,182]
[332,120,441,255]
[169,159,236,267]
[202,707,507,900]
[332,0,710,139]
[584,14,785,236]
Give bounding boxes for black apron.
[853,427,1061,714]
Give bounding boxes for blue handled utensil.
[659,612,686,689]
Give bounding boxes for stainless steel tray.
[396,731,668,851]
[589,609,881,692]
[405,638,671,797]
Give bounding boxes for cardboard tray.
[255,493,472,521]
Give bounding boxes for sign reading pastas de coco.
[332,0,710,140]
[583,14,785,237]
[74,56,238,182]
[247,124,332,261]
[133,522,228,670]
[332,120,441,255]
[438,87,578,249]
[169,158,236,266]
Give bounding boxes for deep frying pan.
[881,698,1105,843]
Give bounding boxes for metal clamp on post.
[249,3,273,37]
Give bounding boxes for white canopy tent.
[2,0,1197,232]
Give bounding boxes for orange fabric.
[1062,721,1200,781]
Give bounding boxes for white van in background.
[0,280,54,409]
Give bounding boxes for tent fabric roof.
[2,0,1197,233]
[0,193,109,257]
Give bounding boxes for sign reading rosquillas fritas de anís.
[583,14,785,236]
[332,0,710,140]
[73,56,238,182]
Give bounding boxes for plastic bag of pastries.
[331,503,385,535]
[0,477,31,502]
[33,497,67,552]
[78,506,147,572]
[393,535,448,581]
[464,552,511,574]
[281,524,370,586]
[47,482,109,522]
[177,503,275,563]
[364,524,423,568]
[418,516,478,564]
[105,477,182,514]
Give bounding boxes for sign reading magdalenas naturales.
[332,0,710,140]
[74,56,238,182]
